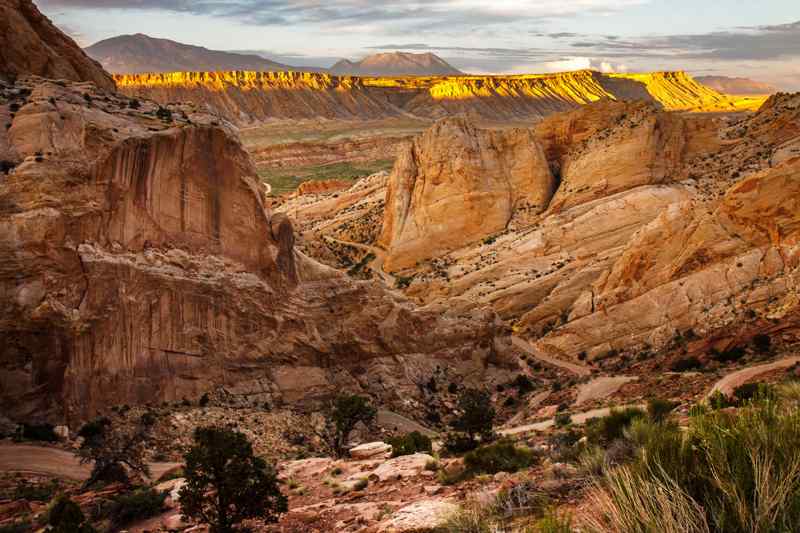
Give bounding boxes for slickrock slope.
[116,69,743,125]
[85,33,302,75]
[0,0,115,91]
[0,78,515,424]
[285,94,800,369]
[379,117,556,271]
[330,52,463,77]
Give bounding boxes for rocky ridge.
[0,0,115,91]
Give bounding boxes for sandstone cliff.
[284,94,800,370]
[0,78,515,424]
[0,0,115,91]
[116,70,750,126]
[379,117,555,271]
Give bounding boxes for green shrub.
[752,333,771,353]
[585,407,645,445]
[669,356,702,372]
[353,478,368,491]
[554,412,572,428]
[510,374,535,395]
[20,423,58,442]
[388,431,432,457]
[732,382,774,403]
[536,509,574,532]
[0,523,32,533]
[646,398,679,422]
[109,488,168,527]
[13,479,60,502]
[586,398,800,532]
[47,495,95,533]
[463,440,535,475]
[448,388,496,451]
[711,346,746,363]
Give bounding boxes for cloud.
[543,56,627,73]
[38,0,648,30]
[574,20,800,61]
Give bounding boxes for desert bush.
[646,398,679,422]
[669,356,702,372]
[388,431,432,457]
[77,413,155,487]
[536,509,574,533]
[445,388,496,453]
[585,407,645,445]
[463,440,536,475]
[0,523,32,533]
[511,374,535,395]
[752,333,772,353]
[108,487,168,527]
[179,426,287,533]
[47,495,96,533]
[554,412,572,428]
[584,398,800,532]
[13,479,60,502]
[711,346,746,363]
[20,423,58,442]
[732,382,774,404]
[316,394,377,457]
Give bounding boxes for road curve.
[0,443,181,482]
[707,356,800,398]
[511,336,592,377]
[499,404,646,436]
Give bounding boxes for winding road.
[511,336,592,377]
[324,235,396,287]
[707,356,800,398]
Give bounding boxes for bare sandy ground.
[575,376,638,406]
[0,443,180,482]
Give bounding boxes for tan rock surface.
[0,77,516,424]
[379,117,556,271]
[0,0,115,91]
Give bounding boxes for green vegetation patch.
[259,159,394,196]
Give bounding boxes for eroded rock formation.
[0,78,515,424]
[379,117,556,271]
[284,95,800,368]
[0,0,115,91]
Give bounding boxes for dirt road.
[0,443,181,482]
[707,356,800,397]
[511,336,592,377]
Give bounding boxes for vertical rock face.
[0,0,115,91]
[0,79,515,424]
[379,117,556,271]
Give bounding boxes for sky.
[38,0,800,89]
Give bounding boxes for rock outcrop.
[284,94,800,369]
[379,117,556,271]
[0,77,516,424]
[0,0,115,91]
[116,70,753,126]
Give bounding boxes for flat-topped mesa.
[115,69,749,125]
[115,70,367,91]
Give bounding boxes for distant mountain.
[330,52,463,77]
[697,75,777,95]
[85,33,312,74]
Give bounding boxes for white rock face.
[350,441,392,460]
[378,499,458,532]
[369,453,435,482]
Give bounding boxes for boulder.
[369,453,435,482]
[378,499,458,532]
[350,442,392,460]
